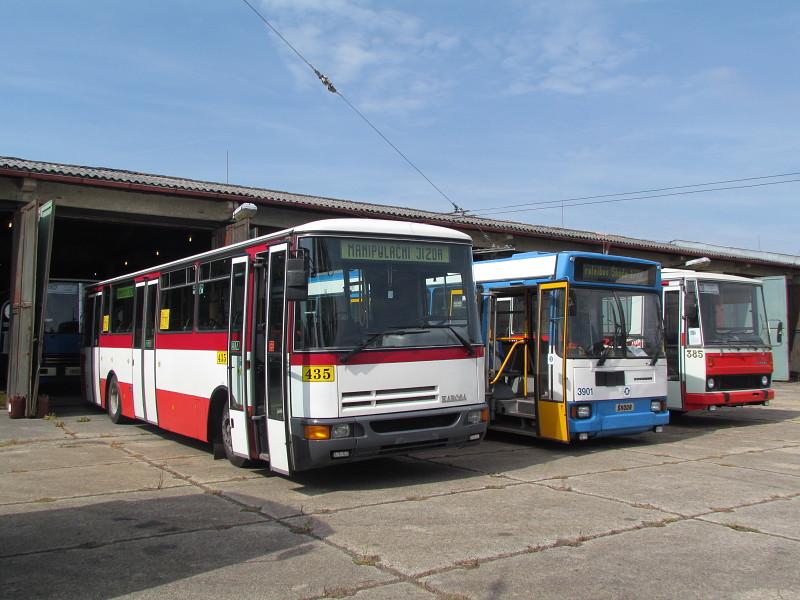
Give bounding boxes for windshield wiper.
[420,324,475,355]
[650,320,664,366]
[340,326,423,363]
[597,300,621,367]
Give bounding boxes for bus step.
[489,423,537,437]
[496,398,536,417]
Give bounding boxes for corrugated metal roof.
[1,156,798,269]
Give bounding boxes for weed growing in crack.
[353,554,380,566]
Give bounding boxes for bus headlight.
[761,375,769,387]
[571,404,591,419]
[331,424,352,439]
[467,409,488,425]
[650,400,664,412]
[707,377,716,390]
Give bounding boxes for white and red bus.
[82,219,487,475]
[662,269,776,412]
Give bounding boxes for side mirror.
[285,257,308,301]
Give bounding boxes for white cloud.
[491,2,652,96]
[258,0,460,113]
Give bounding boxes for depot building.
[1,156,798,407]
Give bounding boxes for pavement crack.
[0,520,262,560]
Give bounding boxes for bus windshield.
[45,282,81,334]
[567,288,663,361]
[294,236,480,351]
[697,281,770,347]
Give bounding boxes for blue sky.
[3,0,799,254]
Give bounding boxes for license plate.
[616,403,634,412]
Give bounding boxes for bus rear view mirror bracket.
[770,320,784,345]
[285,257,309,301]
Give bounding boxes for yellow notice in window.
[102,315,109,333]
[159,309,170,330]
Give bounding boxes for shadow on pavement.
[0,492,329,599]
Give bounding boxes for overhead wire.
[466,171,800,214]
[238,0,465,214]
[471,178,800,218]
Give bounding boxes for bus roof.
[474,251,660,287]
[92,218,471,287]
[661,268,762,285]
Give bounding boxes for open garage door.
[7,200,54,416]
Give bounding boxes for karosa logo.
[442,393,467,403]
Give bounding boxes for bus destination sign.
[340,240,450,263]
[574,258,656,286]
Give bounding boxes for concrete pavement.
[1,384,799,599]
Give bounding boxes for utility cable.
[239,0,465,214]
[474,178,800,218]
[467,171,800,215]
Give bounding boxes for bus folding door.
[264,244,291,475]
[227,257,250,457]
[535,282,570,442]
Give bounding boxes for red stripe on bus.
[99,377,107,408]
[290,345,484,366]
[99,334,134,348]
[155,389,210,441]
[155,332,227,351]
[117,380,135,418]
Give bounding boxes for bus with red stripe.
[82,219,487,475]
[661,269,776,412]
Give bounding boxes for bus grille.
[716,374,770,391]
[341,386,439,409]
[378,439,449,453]
[370,413,459,433]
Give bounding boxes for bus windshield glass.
[567,288,663,361]
[45,282,80,334]
[294,236,480,351]
[697,281,770,347]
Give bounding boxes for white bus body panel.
[289,356,483,419]
[100,346,133,395]
[570,360,667,402]
[156,349,226,398]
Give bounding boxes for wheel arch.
[102,370,118,409]
[207,385,229,443]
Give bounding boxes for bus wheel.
[220,403,250,468]
[107,377,127,424]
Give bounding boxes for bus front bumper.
[683,389,773,411]
[569,397,670,439]
[289,404,487,471]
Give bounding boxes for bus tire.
[220,402,251,468]
[106,376,128,424]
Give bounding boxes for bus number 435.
[302,366,335,382]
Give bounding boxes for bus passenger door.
[227,257,250,457]
[265,244,291,475]
[142,280,158,423]
[84,293,102,406]
[535,282,570,442]
[663,288,683,410]
[132,283,146,419]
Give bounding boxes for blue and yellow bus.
[474,251,668,442]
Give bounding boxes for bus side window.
[159,267,196,332]
[111,283,135,333]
